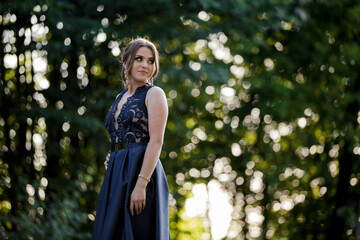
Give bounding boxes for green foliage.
[1,0,360,239]
[0,185,91,240]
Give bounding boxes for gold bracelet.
[138,174,150,182]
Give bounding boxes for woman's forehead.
[136,46,154,58]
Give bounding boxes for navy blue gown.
[93,84,170,240]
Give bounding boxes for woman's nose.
[141,61,147,68]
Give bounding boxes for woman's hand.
[104,153,110,169]
[129,178,148,216]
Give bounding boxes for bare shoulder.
[147,86,166,100]
[146,86,167,108]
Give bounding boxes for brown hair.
[121,38,159,86]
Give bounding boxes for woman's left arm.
[129,87,168,216]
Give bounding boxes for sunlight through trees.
[1,0,360,239]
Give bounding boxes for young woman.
[93,38,170,240]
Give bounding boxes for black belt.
[111,142,127,152]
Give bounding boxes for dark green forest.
[1,0,360,239]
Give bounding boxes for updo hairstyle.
[121,38,159,86]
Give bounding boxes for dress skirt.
[92,142,170,240]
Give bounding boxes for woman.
[93,38,170,240]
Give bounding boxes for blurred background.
[1,0,360,239]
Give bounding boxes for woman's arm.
[129,86,168,216]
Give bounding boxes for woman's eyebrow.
[135,54,154,59]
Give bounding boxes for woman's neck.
[127,81,146,94]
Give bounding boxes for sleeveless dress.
[92,84,170,240]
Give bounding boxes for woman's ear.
[123,62,127,69]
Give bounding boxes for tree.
[1,0,359,239]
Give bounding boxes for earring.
[124,68,128,82]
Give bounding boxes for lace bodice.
[104,84,152,144]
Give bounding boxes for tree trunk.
[356,195,360,240]
[327,75,360,239]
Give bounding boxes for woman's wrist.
[138,174,151,182]
[136,177,149,188]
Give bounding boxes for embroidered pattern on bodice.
[104,84,151,144]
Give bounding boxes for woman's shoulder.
[145,86,167,107]
[147,85,165,97]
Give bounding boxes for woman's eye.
[149,60,154,64]
[135,57,142,61]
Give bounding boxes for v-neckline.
[113,84,146,130]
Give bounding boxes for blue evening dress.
[92,83,170,240]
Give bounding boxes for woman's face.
[129,46,156,83]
